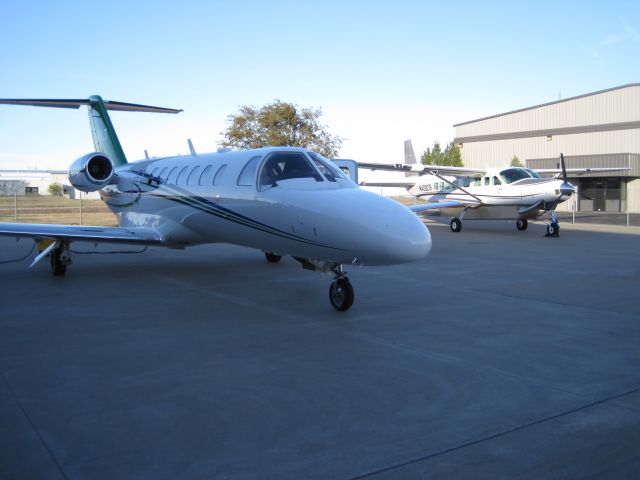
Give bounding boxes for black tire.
[516,219,528,231]
[50,249,67,276]
[450,217,462,233]
[329,278,354,312]
[265,252,282,263]
[546,223,560,237]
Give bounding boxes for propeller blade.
[560,153,568,184]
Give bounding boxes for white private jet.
[359,142,628,236]
[0,96,431,311]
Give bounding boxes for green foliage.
[48,181,63,196]
[510,155,523,167]
[420,141,463,167]
[220,100,342,158]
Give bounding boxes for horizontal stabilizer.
[0,98,182,114]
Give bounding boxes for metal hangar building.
[453,84,640,212]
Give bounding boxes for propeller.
[559,153,574,198]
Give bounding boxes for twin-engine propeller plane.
[359,142,628,236]
[0,96,431,311]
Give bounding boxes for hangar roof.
[454,83,640,128]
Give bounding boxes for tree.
[510,155,523,167]
[220,100,342,158]
[420,141,463,167]
[48,181,63,196]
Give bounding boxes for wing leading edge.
[409,199,480,213]
[0,223,163,244]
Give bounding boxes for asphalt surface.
[1,219,639,479]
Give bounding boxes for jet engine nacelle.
[68,152,115,192]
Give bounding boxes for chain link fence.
[0,194,117,226]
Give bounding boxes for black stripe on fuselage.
[153,187,348,251]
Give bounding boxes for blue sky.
[1,0,638,169]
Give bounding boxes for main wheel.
[50,248,67,276]
[516,219,528,231]
[265,252,282,263]
[546,223,560,237]
[329,278,354,312]
[450,217,462,233]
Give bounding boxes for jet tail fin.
[0,96,182,166]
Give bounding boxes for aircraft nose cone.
[358,193,432,265]
[560,182,574,199]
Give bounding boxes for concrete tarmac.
[1,219,639,479]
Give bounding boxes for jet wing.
[358,162,486,177]
[408,199,481,213]
[0,223,163,244]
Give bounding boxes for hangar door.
[578,178,622,212]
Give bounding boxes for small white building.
[454,84,640,212]
[0,169,100,199]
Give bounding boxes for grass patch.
[0,195,118,226]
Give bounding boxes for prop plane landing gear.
[450,217,462,233]
[516,218,528,231]
[544,211,560,237]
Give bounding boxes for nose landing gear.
[329,264,354,311]
[544,211,561,237]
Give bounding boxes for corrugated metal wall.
[456,84,640,138]
[453,85,640,211]
[458,130,640,169]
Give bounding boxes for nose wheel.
[329,277,354,311]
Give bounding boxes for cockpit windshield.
[308,151,348,182]
[258,152,323,190]
[499,167,539,184]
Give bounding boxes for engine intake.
[69,153,114,192]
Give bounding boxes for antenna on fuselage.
[187,139,197,156]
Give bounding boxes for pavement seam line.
[0,371,69,480]
[349,384,640,480]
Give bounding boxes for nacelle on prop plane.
[68,152,115,192]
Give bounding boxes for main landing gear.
[516,218,528,231]
[49,241,71,275]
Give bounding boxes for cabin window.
[237,156,262,186]
[159,167,168,179]
[258,152,323,190]
[199,165,212,186]
[176,166,189,185]
[484,177,490,186]
[213,164,227,186]
[187,166,201,186]
[492,176,501,185]
[167,167,179,183]
[151,167,161,177]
